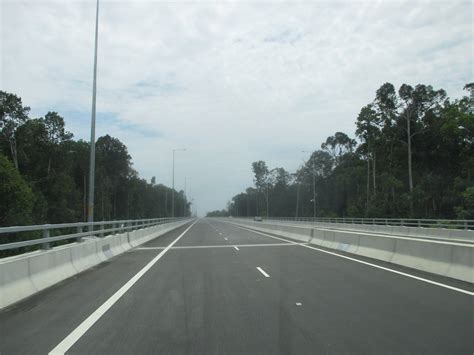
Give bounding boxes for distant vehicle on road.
[254,216,263,222]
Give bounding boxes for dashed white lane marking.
[135,243,303,250]
[224,237,228,241]
[49,220,198,355]
[230,223,474,296]
[256,266,270,278]
[234,246,239,251]
[296,302,302,306]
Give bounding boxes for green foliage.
[0,154,34,226]
[206,209,230,217]
[225,82,473,219]
[0,91,190,226]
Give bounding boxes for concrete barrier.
[227,219,473,283]
[259,219,473,243]
[0,219,192,310]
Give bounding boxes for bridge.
[0,217,473,354]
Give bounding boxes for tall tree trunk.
[256,192,259,216]
[127,191,130,219]
[372,151,376,196]
[47,156,52,178]
[407,116,413,193]
[295,183,300,218]
[265,190,269,218]
[366,146,370,216]
[113,186,116,220]
[407,113,414,215]
[246,194,249,217]
[9,139,18,170]
[101,190,104,221]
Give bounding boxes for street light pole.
[172,148,186,218]
[87,0,100,227]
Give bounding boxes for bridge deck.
[0,219,471,354]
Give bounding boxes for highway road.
[0,218,472,354]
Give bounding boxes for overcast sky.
[1,0,472,215]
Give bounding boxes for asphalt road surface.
[0,218,472,354]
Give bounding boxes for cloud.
[2,0,473,214]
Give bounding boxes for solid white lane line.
[234,246,239,251]
[230,223,474,296]
[135,247,166,250]
[49,220,198,355]
[257,266,270,278]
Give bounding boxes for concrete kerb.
[0,219,192,310]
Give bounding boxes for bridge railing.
[0,217,187,255]
[233,217,474,230]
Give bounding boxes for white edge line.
[232,223,474,296]
[48,220,198,355]
[256,266,270,278]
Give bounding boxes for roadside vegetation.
[208,83,473,219]
[0,91,190,227]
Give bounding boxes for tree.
[252,161,271,217]
[95,135,131,220]
[0,154,34,226]
[0,91,30,169]
[321,132,356,166]
[41,112,73,177]
[356,104,380,213]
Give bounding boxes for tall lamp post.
[302,150,316,220]
[88,0,100,227]
[172,148,186,217]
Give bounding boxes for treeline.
[208,83,474,219]
[0,91,190,227]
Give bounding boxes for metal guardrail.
[0,217,188,253]
[234,217,474,230]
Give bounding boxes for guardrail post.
[42,229,51,250]
[77,226,83,242]
[100,224,104,238]
[464,221,468,230]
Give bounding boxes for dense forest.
[0,91,190,227]
[208,83,473,220]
